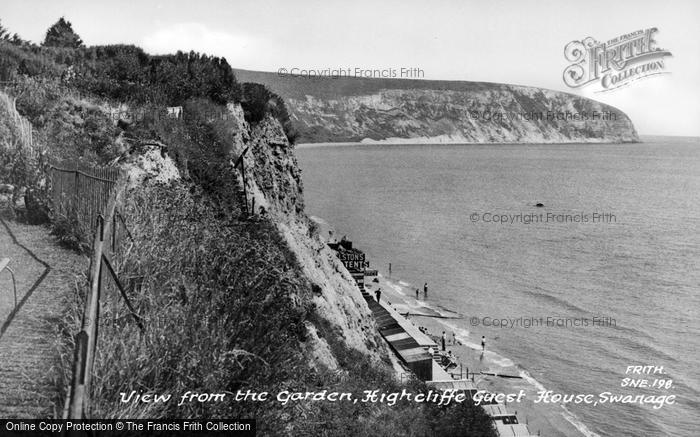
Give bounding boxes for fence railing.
[49,163,121,235]
[56,168,144,419]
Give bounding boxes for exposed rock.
[289,88,638,144]
[226,102,251,145]
[225,103,403,371]
[122,145,180,189]
[234,69,639,144]
[228,106,304,218]
[304,321,339,371]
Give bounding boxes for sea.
[296,136,700,437]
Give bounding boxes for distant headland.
[234,69,639,145]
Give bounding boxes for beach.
[365,272,589,437]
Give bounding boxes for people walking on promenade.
[441,331,446,351]
[423,282,428,297]
[375,288,382,303]
[481,335,486,352]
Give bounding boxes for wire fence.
[49,162,121,234]
[42,158,143,419]
[61,174,144,419]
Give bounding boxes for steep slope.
[224,104,402,371]
[234,69,639,144]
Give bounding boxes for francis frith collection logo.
[563,28,672,92]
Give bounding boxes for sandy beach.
[364,273,589,437]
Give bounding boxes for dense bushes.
[1,19,300,145]
[74,48,242,106]
[242,82,298,143]
[0,39,65,81]
[1,39,242,106]
[7,76,123,163]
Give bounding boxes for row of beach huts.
[329,237,540,437]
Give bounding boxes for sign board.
[330,241,371,290]
[336,251,368,272]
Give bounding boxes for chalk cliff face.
[290,87,639,143]
[225,104,403,373]
[233,70,639,144]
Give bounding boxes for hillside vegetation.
[0,18,496,436]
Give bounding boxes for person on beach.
[415,288,419,299]
[423,282,428,297]
[446,351,456,369]
[481,335,486,352]
[441,331,446,351]
[452,331,456,345]
[375,288,382,303]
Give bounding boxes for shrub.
[50,210,90,252]
[0,39,65,81]
[241,83,298,144]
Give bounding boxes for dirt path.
[0,218,86,418]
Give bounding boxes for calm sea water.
[296,137,700,437]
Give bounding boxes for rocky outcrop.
[234,70,639,144]
[122,144,180,189]
[243,113,304,217]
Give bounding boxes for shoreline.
[364,272,594,437]
[296,139,642,148]
[294,135,693,149]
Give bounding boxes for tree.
[0,20,9,40]
[43,17,83,48]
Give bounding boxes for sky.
[2,0,699,136]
